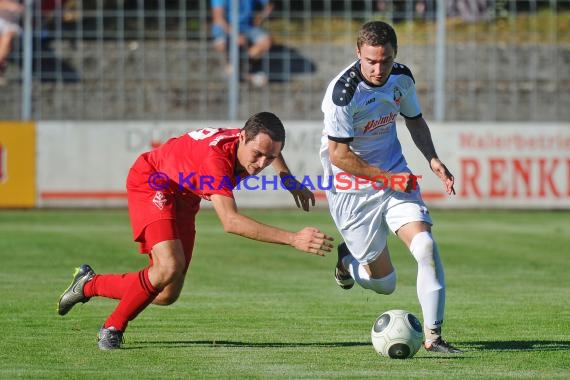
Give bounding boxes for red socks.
[85,267,159,332]
[84,272,139,300]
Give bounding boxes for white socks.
[347,259,397,294]
[343,230,447,338]
[410,231,446,333]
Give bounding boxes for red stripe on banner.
[41,191,128,200]
[314,191,327,200]
[421,191,447,200]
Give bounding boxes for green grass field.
[0,208,569,379]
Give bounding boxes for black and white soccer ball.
[371,309,424,359]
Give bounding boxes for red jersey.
[144,127,246,200]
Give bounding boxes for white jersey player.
[320,20,461,354]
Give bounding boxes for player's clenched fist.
[292,227,334,256]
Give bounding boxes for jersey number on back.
[188,128,219,141]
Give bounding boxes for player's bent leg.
[148,239,186,305]
[347,262,396,294]
[83,271,140,300]
[365,246,395,279]
[96,238,184,350]
[99,266,159,350]
[367,271,397,294]
[153,279,185,305]
[346,247,397,294]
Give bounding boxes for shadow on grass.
[125,339,570,353]
[461,340,570,352]
[128,340,369,349]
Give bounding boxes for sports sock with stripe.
[102,267,159,331]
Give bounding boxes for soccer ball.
[371,309,424,359]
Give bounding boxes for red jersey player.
[57,112,334,350]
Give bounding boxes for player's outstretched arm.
[210,194,333,256]
[272,153,316,212]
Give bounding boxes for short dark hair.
[242,111,286,149]
[357,21,398,55]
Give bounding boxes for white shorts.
[327,188,432,264]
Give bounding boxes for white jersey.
[320,60,422,193]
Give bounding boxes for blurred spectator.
[28,0,80,82]
[0,0,23,86]
[210,0,274,87]
[447,0,490,22]
[39,0,78,48]
[376,1,428,22]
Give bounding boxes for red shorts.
[126,153,200,270]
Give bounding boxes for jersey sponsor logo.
[363,112,398,133]
[393,87,402,105]
[365,97,376,105]
[153,191,168,210]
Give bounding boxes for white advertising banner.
[398,122,570,209]
[36,121,323,208]
[37,121,570,209]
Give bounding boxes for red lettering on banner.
[489,158,507,197]
[460,157,569,199]
[458,132,570,150]
[538,158,560,197]
[460,158,481,197]
[512,158,532,197]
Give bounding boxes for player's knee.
[153,287,181,306]
[410,231,434,262]
[156,263,184,284]
[153,277,184,305]
[369,271,397,295]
